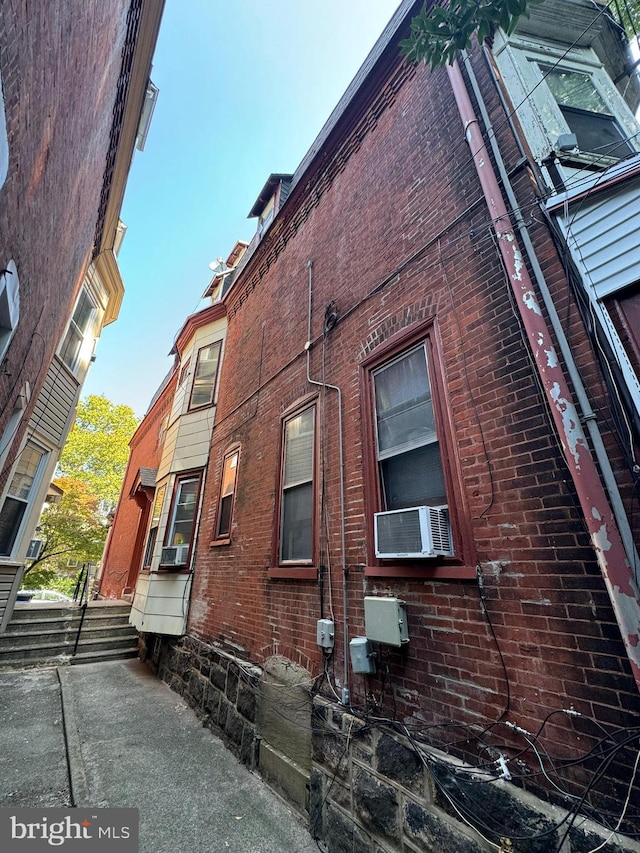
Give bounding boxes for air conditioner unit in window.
[159,544,190,567]
[374,506,452,558]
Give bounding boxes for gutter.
[447,59,640,690]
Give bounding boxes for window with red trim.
[362,323,474,579]
[214,449,239,541]
[279,404,316,565]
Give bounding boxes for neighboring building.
[113,1,640,849]
[96,367,177,601]
[100,243,245,629]
[0,0,165,631]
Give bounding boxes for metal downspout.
[306,260,350,705]
[464,49,640,576]
[447,59,640,690]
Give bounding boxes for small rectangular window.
[214,450,239,540]
[143,485,165,568]
[279,406,315,563]
[189,341,222,409]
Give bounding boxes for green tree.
[22,477,109,589]
[400,0,638,69]
[56,395,139,506]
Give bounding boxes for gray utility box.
[364,596,409,646]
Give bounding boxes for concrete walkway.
[0,659,318,853]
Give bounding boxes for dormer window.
[248,173,293,241]
[258,195,275,238]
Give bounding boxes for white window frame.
[493,32,640,166]
[0,261,20,364]
[0,439,48,559]
[164,473,201,549]
[58,285,99,375]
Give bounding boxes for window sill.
[210,537,231,547]
[268,566,318,580]
[365,562,476,580]
[154,566,190,574]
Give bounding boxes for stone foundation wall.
[310,697,640,853]
[142,633,640,853]
[144,633,312,813]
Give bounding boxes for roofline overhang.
[97,0,166,260]
[171,301,227,357]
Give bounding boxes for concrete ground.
[0,659,319,853]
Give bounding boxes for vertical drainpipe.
[446,59,640,690]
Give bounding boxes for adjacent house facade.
[0,0,165,631]
[107,1,640,849]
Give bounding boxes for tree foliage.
[22,477,108,583]
[400,0,541,68]
[399,0,639,69]
[57,395,138,507]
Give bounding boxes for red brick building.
[135,1,640,848]
[97,368,177,601]
[0,0,164,628]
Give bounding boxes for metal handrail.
[72,564,92,656]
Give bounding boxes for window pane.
[540,65,634,158]
[0,496,26,555]
[220,452,238,498]
[558,105,634,158]
[73,289,96,334]
[284,409,314,486]
[374,347,437,457]
[59,325,83,370]
[143,526,157,567]
[381,443,446,510]
[169,478,199,545]
[373,345,447,512]
[190,342,221,408]
[216,452,239,538]
[217,494,233,538]
[281,482,313,561]
[8,444,44,500]
[543,67,608,114]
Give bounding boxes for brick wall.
[99,371,176,600]
[0,0,130,487]
[181,33,637,847]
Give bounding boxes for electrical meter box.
[316,618,335,650]
[350,636,376,674]
[364,596,409,646]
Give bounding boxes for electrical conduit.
[447,59,640,690]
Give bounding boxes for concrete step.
[4,613,133,634]
[10,603,132,622]
[2,624,137,647]
[0,601,139,670]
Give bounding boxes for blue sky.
[84,0,402,417]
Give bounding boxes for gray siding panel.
[30,357,80,447]
[560,176,640,299]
